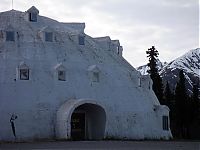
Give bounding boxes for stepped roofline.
[0,6,85,34]
[94,36,111,41]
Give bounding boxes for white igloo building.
[0,6,172,141]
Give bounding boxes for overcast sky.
[0,0,199,67]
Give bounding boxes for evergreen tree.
[188,79,200,138]
[164,81,176,135]
[190,80,200,123]
[163,81,173,107]
[174,70,189,138]
[146,46,164,104]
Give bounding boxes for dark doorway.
[70,103,106,140]
[71,113,85,140]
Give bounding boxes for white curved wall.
[0,8,172,141]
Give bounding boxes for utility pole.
[12,0,13,10]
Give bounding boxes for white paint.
[0,6,172,141]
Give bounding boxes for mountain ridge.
[136,48,200,94]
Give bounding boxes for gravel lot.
[0,141,200,150]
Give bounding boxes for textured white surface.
[0,7,172,141]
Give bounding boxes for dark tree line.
[146,46,200,139]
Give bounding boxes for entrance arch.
[56,99,106,140]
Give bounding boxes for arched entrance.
[56,99,106,140]
[71,103,106,140]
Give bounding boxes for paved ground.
[0,141,200,150]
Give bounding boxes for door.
[71,113,85,140]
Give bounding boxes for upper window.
[117,46,120,54]
[20,68,29,80]
[79,35,85,45]
[29,13,37,22]
[58,70,66,81]
[138,77,141,87]
[6,31,15,41]
[93,72,99,82]
[88,65,100,83]
[45,32,53,42]
[27,6,39,22]
[19,63,30,80]
[162,116,169,131]
[55,63,66,81]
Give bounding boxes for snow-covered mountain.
[160,48,200,76]
[137,48,200,94]
[136,59,167,75]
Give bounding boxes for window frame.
[58,70,66,81]
[29,13,37,22]
[45,32,53,42]
[20,68,29,80]
[162,116,169,131]
[117,46,120,54]
[78,35,85,45]
[6,31,15,41]
[93,72,99,82]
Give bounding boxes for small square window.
[20,69,29,80]
[29,13,37,22]
[45,32,53,42]
[162,116,169,131]
[93,72,99,82]
[58,70,66,81]
[6,31,15,41]
[79,36,85,45]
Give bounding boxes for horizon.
[0,0,198,67]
